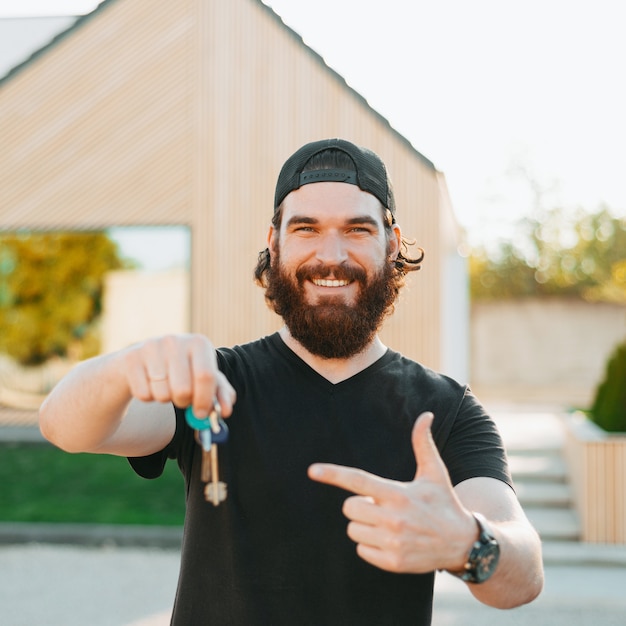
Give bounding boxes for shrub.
[590,340,626,432]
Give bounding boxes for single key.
[196,429,212,483]
[207,403,228,505]
[205,442,228,506]
[205,480,227,504]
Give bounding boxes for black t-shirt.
[130,333,511,626]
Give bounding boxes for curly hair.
[254,148,424,289]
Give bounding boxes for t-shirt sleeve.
[437,388,513,489]
[127,404,183,479]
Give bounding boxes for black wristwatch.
[451,512,500,584]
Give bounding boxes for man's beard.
[265,248,398,359]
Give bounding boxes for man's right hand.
[40,333,236,457]
[121,333,236,419]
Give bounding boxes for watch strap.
[451,512,500,584]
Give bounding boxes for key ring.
[185,400,229,443]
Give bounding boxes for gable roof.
[0,0,434,170]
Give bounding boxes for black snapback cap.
[273,138,396,219]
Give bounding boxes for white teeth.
[313,278,350,287]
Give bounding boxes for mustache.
[295,264,367,284]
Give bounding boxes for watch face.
[475,542,500,583]
[453,513,501,584]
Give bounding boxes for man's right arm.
[39,334,236,458]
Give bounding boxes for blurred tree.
[470,206,626,302]
[0,231,129,365]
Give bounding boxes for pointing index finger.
[308,463,392,501]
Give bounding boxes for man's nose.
[315,233,349,265]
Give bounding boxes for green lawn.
[0,442,185,525]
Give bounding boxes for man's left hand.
[308,411,477,574]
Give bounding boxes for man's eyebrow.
[285,215,319,227]
[345,216,380,227]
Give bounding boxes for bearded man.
[40,139,543,626]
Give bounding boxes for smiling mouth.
[311,278,351,288]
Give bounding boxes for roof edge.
[255,0,436,172]
[0,0,118,87]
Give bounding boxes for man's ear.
[267,225,276,259]
[389,223,402,260]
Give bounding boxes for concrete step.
[515,480,573,508]
[508,444,581,542]
[505,442,563,456]
[524,507,581,542]
[493,409,566,455]
[542,540,626,566]
[508,453,568,483]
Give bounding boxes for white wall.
[470,299,626,407]
[101,269,190,354]
[441,252,470,384]
[437,171,470,384]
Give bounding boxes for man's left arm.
[451,476,543,608]
[308,412,543,609]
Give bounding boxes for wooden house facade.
[0,0,465,375]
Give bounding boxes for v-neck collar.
[268,332,396,391]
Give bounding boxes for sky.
[1,0,625,262]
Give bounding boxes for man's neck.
[278,326,387,384]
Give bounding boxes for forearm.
[461,519,543,608]
[39,351,133,453]
[450,476,544,608]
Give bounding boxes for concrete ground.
[2,542,626,626]
[433,563,626,626]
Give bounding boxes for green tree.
[470,206,626,302]
[0,231,128,365]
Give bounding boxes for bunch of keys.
[185,400,229,506]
